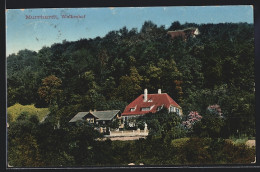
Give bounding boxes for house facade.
[122,89,182,126]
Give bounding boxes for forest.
[7,21,255,166]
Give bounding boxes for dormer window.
[130,108,135,112]
[148,99,153,102]
[130,106,137,112]
[141,107,150,111]
[141,105,155,111]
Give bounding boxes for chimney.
[144,89,148,102]
[158,89,161,94]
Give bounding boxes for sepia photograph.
[6,5,256,167]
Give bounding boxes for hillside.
[7,21,255,137]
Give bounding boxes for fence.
[106,129,149,137]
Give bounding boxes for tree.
[141,21,157,33]
[115,67,143,102]
[137,108,186,139]
[109,118,120,129]
[157,58,183,102]
[66,122,101,165]
[102,100,128,113]
[221,90,255,138]
[110,58,127,84]
[77,70,99,94]
[8,114,43,167]
[147,118,161,136]
[101,76,116,99]
[7,49,41,106]
[168,21,182,31]
[192,106,225,138]
[178,55,204,92]
[38,75,62,105]
[144,64,162,92]
[97,49,110,82]
[37,47,53,76]
[8,135,43,167]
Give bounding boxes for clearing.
[7,103,49,122]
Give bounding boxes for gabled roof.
[69,110,120,122]
[69,112,88,122]
[122,93,180,116]
[93,110,120,121]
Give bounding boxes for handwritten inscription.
[61,15,86,19]
[25,14,86,19]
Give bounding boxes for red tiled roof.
[122,93,181,116]
[167,31,186,39]
[167,28,198,40]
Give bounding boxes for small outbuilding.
[69,110,121,125]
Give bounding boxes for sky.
[6,6,254,56]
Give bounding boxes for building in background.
[167,27,199,40]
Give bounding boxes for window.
[130,108,135,112]
[148,99,153,102]
[141,107,150,111]
[169,106,176,113]
[130,106,136,112]
[176,108,179,115]
[87,118,94,123]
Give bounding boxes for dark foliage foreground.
[8,112,255,167]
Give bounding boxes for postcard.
[6,6,256,168]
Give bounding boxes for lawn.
[7,103,49,122]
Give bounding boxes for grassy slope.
[7,103,49,122]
